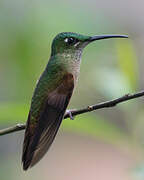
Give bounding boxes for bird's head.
[51,32,128,57]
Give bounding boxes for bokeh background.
[0,0,144,179]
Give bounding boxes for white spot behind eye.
[74,42,80,47]
[64,38,68,43]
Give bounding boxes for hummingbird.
[22,32,128,170]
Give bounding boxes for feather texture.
[22,73,74,170]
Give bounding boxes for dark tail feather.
[22,106,64,170]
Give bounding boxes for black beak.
[89,34,128,42]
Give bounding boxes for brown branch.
[0,124,25,136]
[0,90,144,136]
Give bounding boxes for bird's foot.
[65,109,76,120]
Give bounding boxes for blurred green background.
[0,0,144,179]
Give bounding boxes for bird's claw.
[65,109,76,120]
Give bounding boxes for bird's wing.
[22,73,74,170]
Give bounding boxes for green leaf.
[116,39,139,90]
[0,102,28,124]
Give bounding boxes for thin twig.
[0,124,25,136]
[0,90,144,136]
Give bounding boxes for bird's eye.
[64,37,77,45]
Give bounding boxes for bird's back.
[22,59,75,170]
